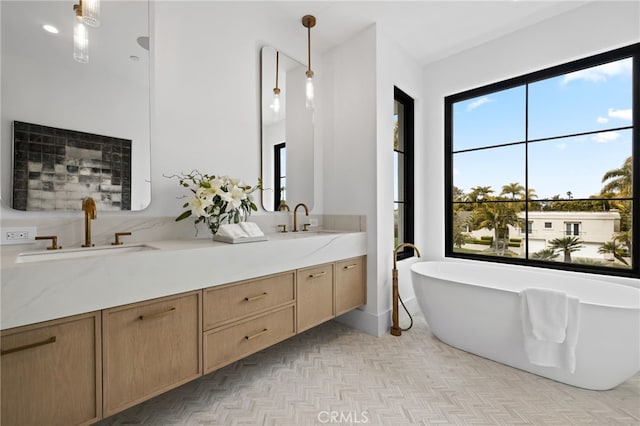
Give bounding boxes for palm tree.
[548,236,584,263]
[598,241,629,265]
[471,200,522,254]
[501,182,525,200]
[468,186,494,203]
[532,248,559,261]
[601,156,632,198]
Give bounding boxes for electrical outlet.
[1,227,37,245]
[309,218,318,227]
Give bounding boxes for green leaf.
[175,210,192,222]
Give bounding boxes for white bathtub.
[410,260,640,390]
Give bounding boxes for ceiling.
[269,0,592,65]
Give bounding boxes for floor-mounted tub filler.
[411,260,640,390]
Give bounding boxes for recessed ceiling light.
[42,24,59,34]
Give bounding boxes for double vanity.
[1,230,367,425]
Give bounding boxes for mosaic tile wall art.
[12,121,132,211]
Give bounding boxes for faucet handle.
[112,232,132,245]
[277,224,287,233]
[35,235,61,250]
[302,223,311,232]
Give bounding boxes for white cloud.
[596,116,609,124]
[561,58,632,85]
[592,131,620,143]
[608,108,632,121]
[466,96,492,111]
[555,142,567,150]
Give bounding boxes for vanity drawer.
[203,271,295,329]
[203,304,295,374]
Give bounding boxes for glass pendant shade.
[73,19,89,63]
[81,0,100,27]
[272,89,281,115]
[305,74,314,110]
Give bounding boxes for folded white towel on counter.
[522,288,569,343]
[239,222,264,237]
[521,289,581,373]
[217,224,248,239]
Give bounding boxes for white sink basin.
[16,244,157,264]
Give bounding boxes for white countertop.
[1,230,366,330]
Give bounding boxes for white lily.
[189,194,212,217]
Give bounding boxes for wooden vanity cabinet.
[1,311,102,426]
[203,272,296,374]
[335,256,366,316]
[296,263,335,332]
[102,290,202,417]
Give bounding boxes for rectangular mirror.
[260,46,314,212]
[1,0,151,211]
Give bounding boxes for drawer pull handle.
[1,336,57,356]
[244,292,268,302]
[139,307,176,321]
[309,271,327,278]
[344,264,358,270]
[245,328,268,340]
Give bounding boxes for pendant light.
[73,2,89,63]
[81,0,101,28]
[271,51,281,116]
[302,15,316,110]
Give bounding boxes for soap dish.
[212,235,268,244]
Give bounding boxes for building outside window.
[446,43,638,277]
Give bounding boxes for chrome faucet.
[81,197,97,247]
[293,202,309,232]
[391,243,421,336]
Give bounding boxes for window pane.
[528,130,632,200]
[452,86,526,151]
[453,201,526,257]
[394,202,404,247]
[453,144,525,198]
[527,203,632,270]
[394,151,404,203]
[529,58,633,140]
[394,101,404,152]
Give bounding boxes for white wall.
[323,24,423,336]
[0,1,317,222]
[420,1,639,285]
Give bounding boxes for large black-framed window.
[274,142,286,211]
[445,43,639,278]
[394,86,415,260]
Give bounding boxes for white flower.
[229,186,247,209]
[189,194,211,218]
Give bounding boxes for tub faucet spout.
[391,243,420,336]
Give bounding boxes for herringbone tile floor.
[98,316,639,425]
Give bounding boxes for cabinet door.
[103,291,202,417]
[1,312,102,426]
[296,263,334,332]
[335,256,366,316]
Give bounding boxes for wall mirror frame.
[260,46,314,212]
[1,0,151,212]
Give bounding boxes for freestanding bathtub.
[410,260,640,390]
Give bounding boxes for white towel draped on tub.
[520,288,581,373]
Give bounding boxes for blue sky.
[452,57,633,200]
